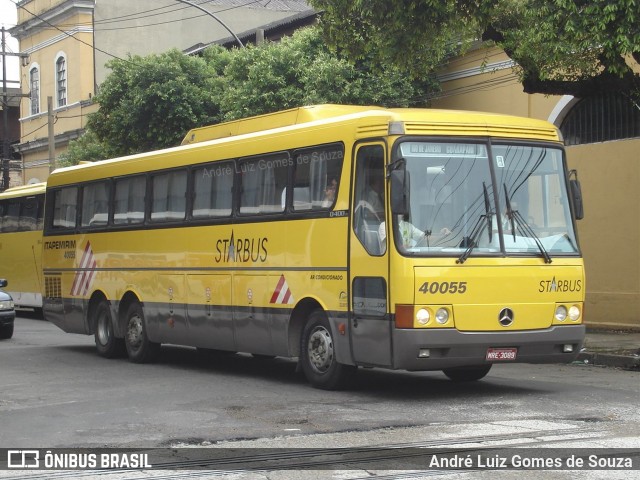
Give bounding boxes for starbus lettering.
[538,276,582,293]
[215,231,268,263]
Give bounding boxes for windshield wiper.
[503,184,552,264]
[457,182,493,264]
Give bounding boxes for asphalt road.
[1,312,638,479]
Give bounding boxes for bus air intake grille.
[45,276,62,300]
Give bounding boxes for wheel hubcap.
[97,312,110,346]
[127,315,143,348]
[307,326,333,374]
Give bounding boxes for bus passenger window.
[3,200,20,232]
[81,182,110,228]
[292,144,344,211]
[114,176,145,225]
[19,197,38,231]
[151,170,187,222]
[52,187,78,230]
[239,153,289,215]
[192,162,233,218]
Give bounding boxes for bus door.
[349,143,392,367]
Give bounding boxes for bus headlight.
[435,308,449,325]
[568,305,581,321]
[416,308,430,325]
[555,305,568,322]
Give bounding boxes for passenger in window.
[322,178,338,207]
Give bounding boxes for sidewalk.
[577,329,640,370]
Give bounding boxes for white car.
[0,279,15,339]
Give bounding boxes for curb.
[576,352,640,371]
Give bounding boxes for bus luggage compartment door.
[350,277,392,367]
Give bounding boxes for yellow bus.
[42,105,585,389]
[0,182,45,312]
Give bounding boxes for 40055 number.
[418,281,467,294]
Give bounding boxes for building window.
[29,66,40,115]
[560,93,640,145]
[56,55,67,107]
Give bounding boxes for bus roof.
[181,104,560,145]
[0,182,46,199]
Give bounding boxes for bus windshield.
[394,140,579,258]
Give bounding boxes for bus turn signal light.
[395,305,415,329]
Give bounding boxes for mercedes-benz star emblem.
[498,307,514,327]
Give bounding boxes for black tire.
[124,303,160,363]
[442,364,492,382]
[300,310,355,390]
[0,324,13,340]
[94,300,125,358]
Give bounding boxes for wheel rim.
[96,310,110,346]
[127,314,143,349]
[307,325,334,374]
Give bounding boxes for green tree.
[57,130,115,167]
[88,49,228,157]
[309,0,640,97]
[218,27,434,121]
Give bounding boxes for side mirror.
[389,162,410,216]
[0,279,7,288]
[569,170,584,220]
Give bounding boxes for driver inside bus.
[379,216,451,248]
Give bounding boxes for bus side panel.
[186,274,235,351]
[233,275,274,356]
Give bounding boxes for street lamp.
[174,0,244,49]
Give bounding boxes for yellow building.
[9,0,316,184]
[432,46,640,331]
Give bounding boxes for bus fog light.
[418,348,430,358]
[416,308,430,325]
[435,308,449,324]
[563,344,574,353]
[555,305,568,322]
[568,305,581,321]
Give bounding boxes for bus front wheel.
[124,303,160,363]
[94,300,125,358]
[442,364,492,382]
[300,310,354,390]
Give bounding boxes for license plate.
[486,347,517,361]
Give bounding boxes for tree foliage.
[86,49,226,158]
[217,27,429,121]
[61,27,435,164]
[309,0,640,97]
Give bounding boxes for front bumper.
[392,324,585,370]
[0,309,15,326]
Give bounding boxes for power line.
[10,0,135,64]
[24,0,269,33]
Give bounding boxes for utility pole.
[1,27,10,191]
[48,96,55,172]
[1,26,29,191]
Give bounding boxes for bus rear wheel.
[124,303,160,363]
[94,300,125,358]
[300,310,354,390]
[442,364,492,382]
